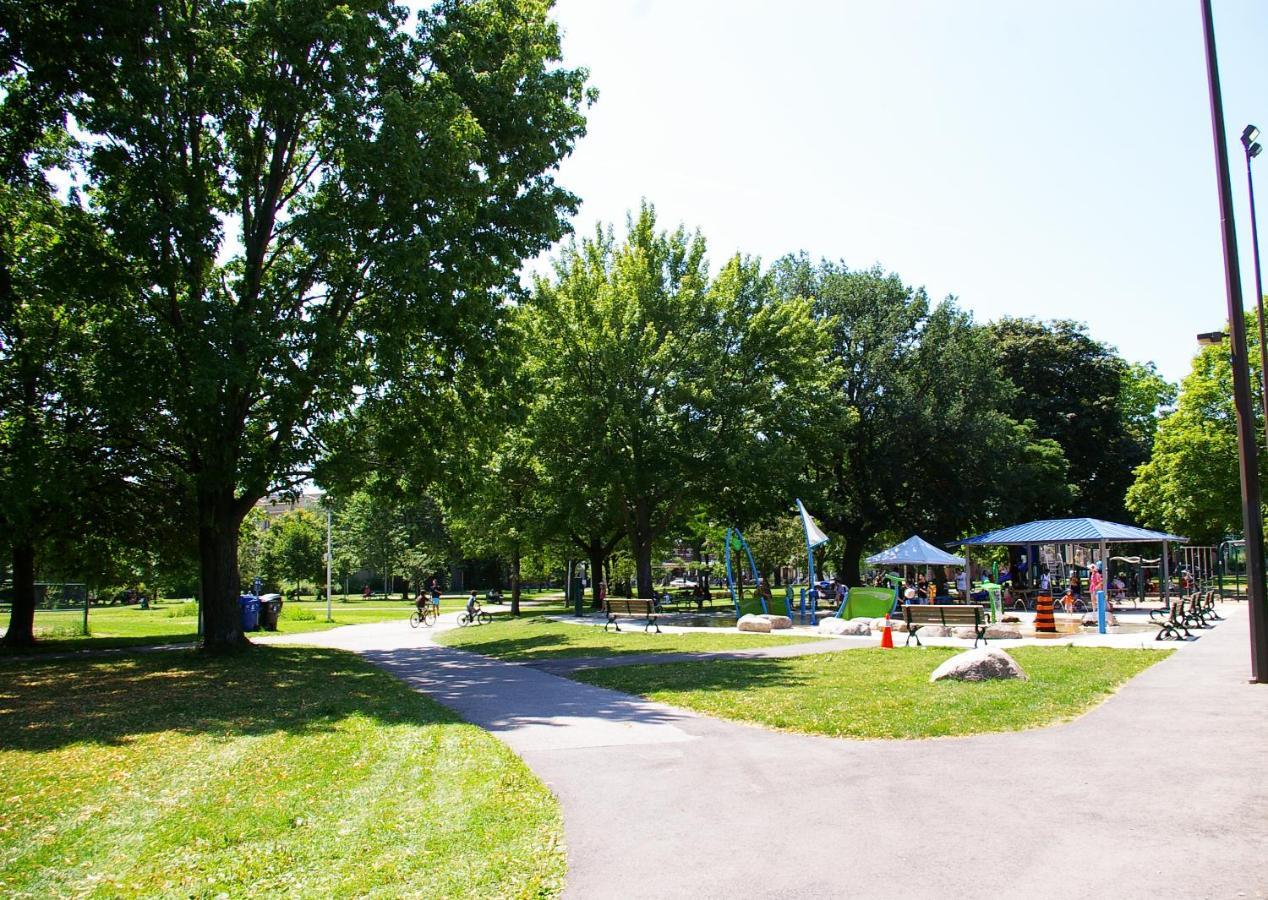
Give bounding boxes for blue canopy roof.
[867,535,966,566]
[956,518,1188,547]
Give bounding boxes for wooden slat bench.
[903,604,988,648]
[605,598,661,633]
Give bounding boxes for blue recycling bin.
[239,594,261,632]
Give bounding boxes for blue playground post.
[1096,589,1107,634]
[724,527,762,617]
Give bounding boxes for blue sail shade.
[956,518,1188,547]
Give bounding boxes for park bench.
[1151,600,1192,641]
[605,597,661,633]
[903,604,988,648]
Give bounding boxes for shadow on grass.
[0,646,456,754]
[0,633,199,656]
[573,656,815,696]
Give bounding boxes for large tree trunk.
[510,544,521,617]
[198,491,250,652]
[840,541,864,587]
[631,500,655,599]
[2,541,37,647]
[589,546,606,609]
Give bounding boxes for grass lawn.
[436,616,822,661]
[0,646,563,899]
[571,645,1172,739]
[6,592,570,655]
[6,598,440,654]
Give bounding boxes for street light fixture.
[1241,123,1268,461]
[1197,331,1227,346]
[1200,0,1268,683]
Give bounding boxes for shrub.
[281,605,316,621]
[164,602,200,618]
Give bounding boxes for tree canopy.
[520,205,827,598]
[1,0,592,648]
[1128,328,1258,544]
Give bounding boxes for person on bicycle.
[465,590,480,620]
[414,586,429,613]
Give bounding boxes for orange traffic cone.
[881,614,894,649]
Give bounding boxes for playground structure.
[720,501,833,625]
[958,518,1189,635]
[723,527,793,619]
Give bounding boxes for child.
[466,589,480,619]
[1061,586,1075,614]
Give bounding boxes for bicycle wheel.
[478,611,493,625]
[421,605,437,626]
[410,610,424,629]
[458,613,471,627]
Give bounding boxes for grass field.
[3,593,560,654]
[0,646,564,898]
[436,616,822,661]
[571,645,1171,739]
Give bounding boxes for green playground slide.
[841,586,896,619]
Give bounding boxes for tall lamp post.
[1242,124,1268,452]
[1200,0,1268,683]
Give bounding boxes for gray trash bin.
[258,593,283,631]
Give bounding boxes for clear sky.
[540,0,1268,386]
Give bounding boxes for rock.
[737,614,772,634]
[889,620,908,633]
[914,624,951,638]
[1001,615,1021,624]
[843,618,874,636]
[985,623,1023,639]
[1081,612,1118,627]
[765,614,793,630]
[819,617,872,636]
[870,617,892,632]
[818,617,849,635]
[930,648,1028,683]
[951,626,979,640]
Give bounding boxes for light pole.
[1242,124,1268,452]
[1200,0,1268,683]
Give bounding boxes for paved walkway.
[267,608,1268,899]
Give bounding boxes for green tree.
[17,0,591,649]
[445,434,545,616]
[988,318,1168,521]
[1127,332,1260,543]
[263,509,325,593]
[237,508,271,588]
[778,257,1058,584]
[0,184,147,645]
[523,206,827,598]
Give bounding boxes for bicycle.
[410,604,437,628]
[458,607,493,626]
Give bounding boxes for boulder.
[985,623,1023,640]
[737,614,772,634]
[889,620,909,633]
[915,624,951,638]
[765,614,793,630]
[1001,615,1021,624]
[843,618,874,636]
[818,617,849,635]
[870,617,892,632]
[951,626,979,640]
[930,648,1028,683]
[1081,612,1118,627]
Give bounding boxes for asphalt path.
[267,606,1268,899]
